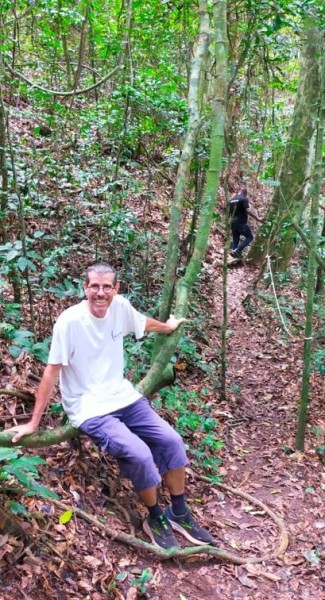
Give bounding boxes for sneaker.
[143,514,179,549]
[230,249,242,259]
[165,506,213,545]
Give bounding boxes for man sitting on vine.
[9,262,214,550]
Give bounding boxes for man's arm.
[145,314,186,334]
[247,208,263,223]
[8,363,62,443]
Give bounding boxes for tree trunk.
[248,23,322,274]
[0,87,8,243]
[155,1,210,340]
[315,213,325,295]
[141,0,228,396]
[296,45,324,451]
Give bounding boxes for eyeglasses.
[87,284,115,294]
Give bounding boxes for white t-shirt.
[48,296,146,427]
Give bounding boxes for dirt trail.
[192,261,325,599]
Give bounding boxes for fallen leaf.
[84,555,102,568]
[126,587,138,600]
[59,509,74,525]
[237,574,257,589]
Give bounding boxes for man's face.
[84,272,119,318]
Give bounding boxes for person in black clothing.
[229,187,262,259]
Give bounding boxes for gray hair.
[85,263,117,284]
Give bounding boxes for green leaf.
[33,230,45,239]
[0,322,15,337]
[9,345,24,359]
[304,549,320,565]
[17,256,30,272]
[115,571,128,582]
[5,463,36,484]
[49,402,64,414]
[6,249,21,261]
[11,455,46,474]
[9,501,28,516]
[0,447,20,462]
[25,481,60,500]
[59,509,74,524]
[12,329,34,343]
[5,464,59,499]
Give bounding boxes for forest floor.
[1,176,324,599]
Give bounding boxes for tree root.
[201,477,289,557]
[51,477,289,564]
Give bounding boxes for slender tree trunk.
[153,1,210,359]
[57,0,72,87]
[69,2,90,109]
[220,168,232,401]
[114,0,134,179]
[0,89,8,243]
[0,78,22,302]
[6,111,35,330]
[296,47,324,452]
[315,213,325,295]
[141,0,228,395]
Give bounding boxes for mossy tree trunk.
[296,44,324,452]
[154,1,210,335]
[248,23,322,274]
[315,213,325,295]
[140,0,228,396]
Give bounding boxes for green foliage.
[160,387,224,478]
[124,335,154,381]
[0,322,51,362]
[8,501,29,516]
[0,447,59,500]
[130,568,153,594]
[312,348,325,375]
[304,547,322,566]
[174,335,214,374]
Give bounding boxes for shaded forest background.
[0,1,324,599]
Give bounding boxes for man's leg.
[230,223,242,257]
[231,223,240,250]
[236,223,253,253]
[79,412,162,490]
[79,410,179,549]
[124,398,214,545]
[164,467,186,495]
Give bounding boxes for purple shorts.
[79,397,188,491]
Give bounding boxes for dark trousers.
[231,221,253,252]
